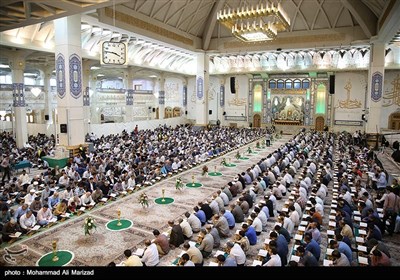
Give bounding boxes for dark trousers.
[2,166,10,183]
[383,211,397,235]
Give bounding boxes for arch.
[388,112,400,130]
[315,116,325,131]
[253,114,261,128]
[173,107,181,117]
[164,107,173,119]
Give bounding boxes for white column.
[195,53,209,126]
[158,76,165,120]
[365,43,385,134]
[82,60,91,135]
[43,68,53,124]
[89,75,100,124]
[54,15,85,146]
[10,55,27,148]
[124,68,134,122]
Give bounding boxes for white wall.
[332,71,367,131]
[164,77,183,110]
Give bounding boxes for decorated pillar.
[158,76,165,120]
[219,77,225,123]
[365,43,385,134]
[89,74,100,124]
[183,79,188,115]
[54,15,84,146]
[43,67,54,125]
[9,55,27,148]
[124,68,134,122]
[195,53,209,126]
[82,61,91,135]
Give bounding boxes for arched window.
[285,80,292,89]
[253,84,262,112]
[302,79,310,89]
[293,79,301,89]
[315,84,326,114]
[269,80,276,89]
[277,79,284,89]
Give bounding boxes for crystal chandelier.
[217,2,290,42]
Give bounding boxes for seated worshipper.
[152,229,170,256]
[205,224,220,248]
[182,242,203,266]
[47,192,60,211]
[13,203,29,222]
[329,249,350,267]
[53,199,68,220]
[19,210,36,233]
[295,245,319,266]
[197,229,214,258]
[274,224,291,243]
[37,204,54,226]
[242,223,257,245]
[178,217,193,240]
[80,192,95,208]
[212,214,231,238]
[303,233,321,261]
[184,211,201,233]
[91,187,104,203]
[167,220,184,248]
[229,203,244,223]
[1,218,21,242]
[370,248,391,266]
[23,189,37,206]
[193,206,206,226]
[177,253,195,267]
[225,241,246,266]
[216,254,237,267]
[235,230,250,253]
[141,239,159,267]
[263,246,281,267]
[67,195,81,213]
[120,249,142,266]
[0,205,11,231]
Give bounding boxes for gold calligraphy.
[336,80,362,109]
[383,74,400,107]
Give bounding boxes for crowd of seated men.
[0,124,267,244]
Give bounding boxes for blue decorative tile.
[69,53,82,99]
[56,54,66,99]
[371,71,383,102]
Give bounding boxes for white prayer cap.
[29,189,35,193]
[33,181,38,185]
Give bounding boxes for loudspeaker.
[60,124,67,133]
[152,108,155,112]
[329,75,335,94]
[223,111,226,116]
[230,77,236,94]
[185,110,188,115]
[44,115,49,121]
[209,110,212,115]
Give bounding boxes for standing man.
[1,155,11,184]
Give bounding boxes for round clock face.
[101,41,127,65]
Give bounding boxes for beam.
[341,0,377,38]
[202,0,225,51]
[375,0,400,43]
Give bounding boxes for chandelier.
[217,2,290,42]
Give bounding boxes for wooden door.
[389,113,400,130]
[315,116,324,131]
[253,114,261,128]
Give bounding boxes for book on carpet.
[133,248,144,257]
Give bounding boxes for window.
[315,84,326,114]
[253,84,262,112]
[285,80,292,89]
[293,79,301,89]
[302,79,310,89]
[277,79,284,89]
[269,80,276,89]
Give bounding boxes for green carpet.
[224,163,237,167]
[186,183,203,188]
[37,250,74,266]
[106,219,133,231]
[239,157,250,160]
[155,197,174,204]
[208,172,222,176]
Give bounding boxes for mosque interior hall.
[0,0,400,268]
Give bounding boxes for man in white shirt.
[19,210,36,233]
[80,192,95,207]
[178,218,193,239]
[37,205,53,225]
[19,170,30,187]
[226,241,246,266]
[24,189,36,206]
[141,239,159,266]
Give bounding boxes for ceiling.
[0,0,399,77]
